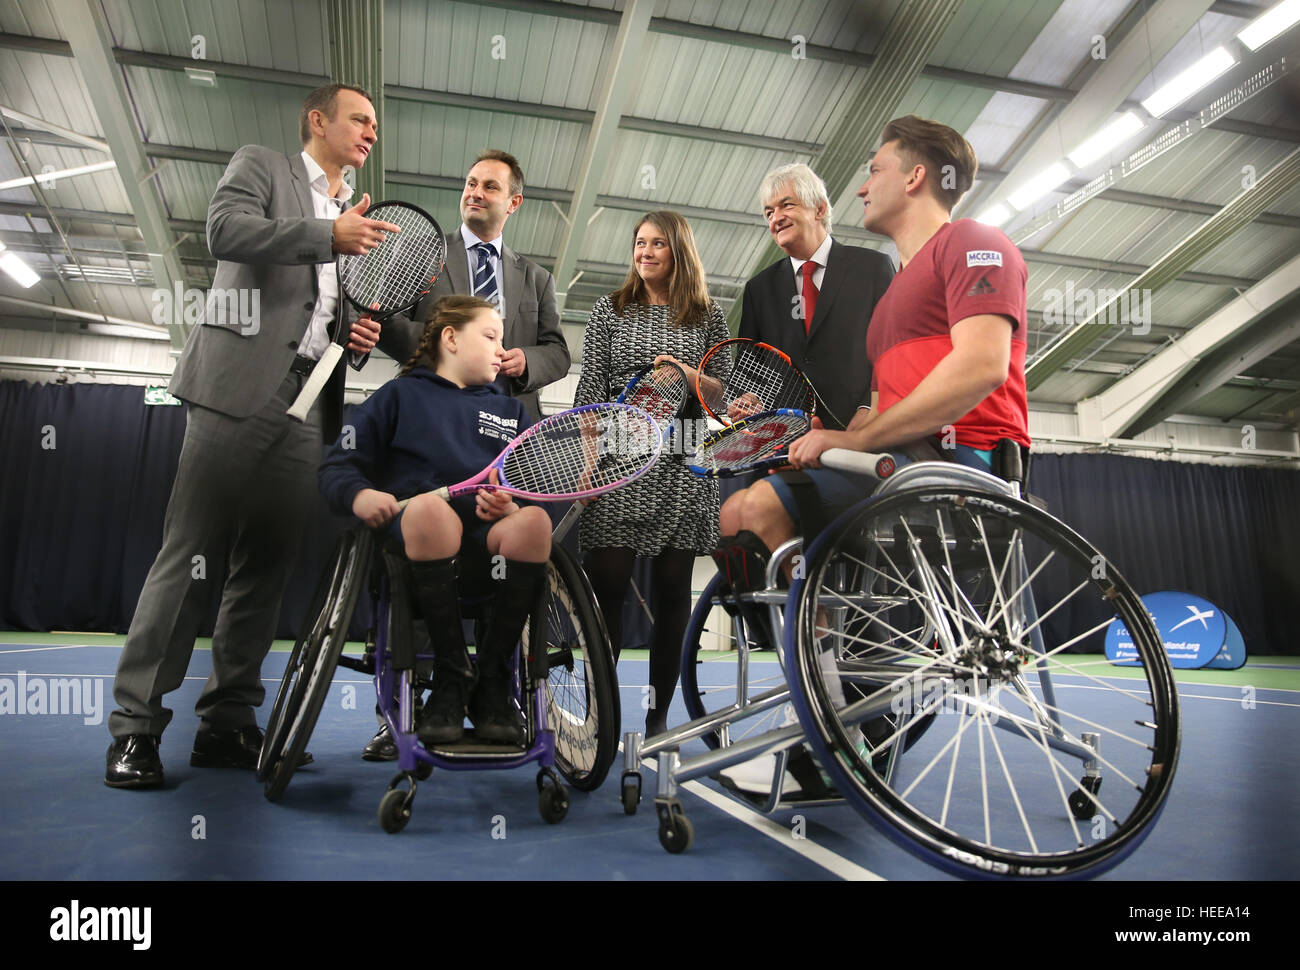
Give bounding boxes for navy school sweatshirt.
[318,367,534,517]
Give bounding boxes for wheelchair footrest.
[337,654,375,675]
[423,732,529,758]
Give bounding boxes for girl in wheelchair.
[318,294,552,747]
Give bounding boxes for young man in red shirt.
[716,114,1031,797]
[722,113,1030,558]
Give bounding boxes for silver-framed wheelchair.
[621,445,1180,879]
[257,525,620,831]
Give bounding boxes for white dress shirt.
[297,150,353,360]
[789,233,833,291]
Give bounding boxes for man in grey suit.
[106,83,400,788]
[386,149,570,421]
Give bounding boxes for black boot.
[469,560,545,745]
[408,557,474,746]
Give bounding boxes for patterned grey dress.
[573,295,731,556]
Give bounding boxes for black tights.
[584,546,695,733]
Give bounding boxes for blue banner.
[1204,612,1247,670]
[1106,591,1227,668]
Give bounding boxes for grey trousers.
[109,372,323,738]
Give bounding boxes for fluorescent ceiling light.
[1067,112,1146,168]
[0,160,117,191]
[975,204,1012,227]
[1140,47,1236,117]
[0,250,41,288]
[1007,162,1072,211]
[1238,0,1300,50]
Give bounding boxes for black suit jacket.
[737,239,895,431]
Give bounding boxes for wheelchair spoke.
[790,486,1179,878]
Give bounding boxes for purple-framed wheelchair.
[257,525,619,831]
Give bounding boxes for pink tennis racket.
[400,403,662,506]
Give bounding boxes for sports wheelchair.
[257,525,620,831]
[621,443,1180,879]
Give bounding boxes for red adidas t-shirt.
[866,219,1030,450]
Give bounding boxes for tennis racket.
[396,403,661,508]
[687,409,811,478]
[553,362,691,541]
[615,359,692,439]
[287,201,446,422]
[687,410,896,480]
[696,338,821,427]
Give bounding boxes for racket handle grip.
[286,343,345,422]
[552,501,584,542]
[821,448,896,480]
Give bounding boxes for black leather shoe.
[362,724,398,761]
[105,734,164,789]
[191,725,312,769]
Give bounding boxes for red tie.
[800,260,819,335]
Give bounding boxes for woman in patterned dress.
[573,210,729,737]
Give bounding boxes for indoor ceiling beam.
[54,0,188,347]
[548,0,653,314]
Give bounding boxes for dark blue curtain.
[1025,453,1300,657]
[2,380,1296,654]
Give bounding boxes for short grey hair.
[759,163,832,233]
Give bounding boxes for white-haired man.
[738,163,895,433]
[715,163,893,798]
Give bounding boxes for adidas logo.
[968,276,996,296]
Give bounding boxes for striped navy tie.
[471,242,499,309]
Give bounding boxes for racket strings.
[501,407,660,497]
[690,412,810,473]
[339,204,445,311]
[622,365,689,430]
[721,346,814,416]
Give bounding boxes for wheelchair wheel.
[262,528,371,801]
[787,487,1179,879]
[680,571,790,750]
[529,543,619,792]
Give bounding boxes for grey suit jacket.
[738,239,895,431]
[382,227,570,420]
[170,145,362,440]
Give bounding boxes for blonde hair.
[400,295,498,376]
[610,210,711,328]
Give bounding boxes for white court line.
[617,738,884,882]
[0,644,124,654]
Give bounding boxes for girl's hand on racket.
[347,314,381,353]
[332,194,403,255]
[353,487,401,528]
[476,469,518,521]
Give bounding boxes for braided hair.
[400,294,499,376]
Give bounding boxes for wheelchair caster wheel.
[379,789,412,833]
[539,783,569,824]
[1068,776,1102,820]
[655,799,693,854]
[414,761,432,781]
[621,771,641,816]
